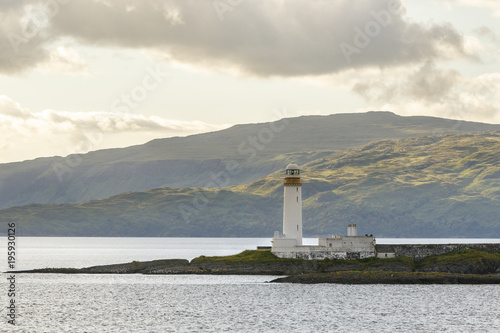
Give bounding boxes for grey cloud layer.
[352,63,500,122]
[1,0,470,76]
[0,0,51,74]
[353,62,461,104]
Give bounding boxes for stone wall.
[318,236,374,251]
[272,245,375,260]
[388,244,500,261]
[273,243,500,261]
[272,235,376,260]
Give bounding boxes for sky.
[0,0,499,163]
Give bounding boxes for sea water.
[1,237,500,332]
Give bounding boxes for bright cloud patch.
[35,45,92,74]
[0,96,229,163]
[452,0,500,17]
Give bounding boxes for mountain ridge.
[1,111,500,210]
[2,131,500,238]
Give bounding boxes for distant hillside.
[3,132,500,238]
[1,111,500,209]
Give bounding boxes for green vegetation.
[417,249,500,269]
[352,256,415,269]
[190,250,415,271]
[1,111,499,211]
[316,256,408,267]
[191,249,305,263]
[191,250,412,271]
[17,249,500,281]
[2,127,500,237]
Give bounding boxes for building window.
[296,197,298,202]
[297,225,299,231]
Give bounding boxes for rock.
[271,271,500,284]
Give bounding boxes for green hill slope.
[1,111,499,209]
[2,132,500,237]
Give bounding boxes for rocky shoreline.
[271,271,500,284]
[13,249,500,284]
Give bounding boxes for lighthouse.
[282,163,303,245]
[271,163,376,259]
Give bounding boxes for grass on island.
[191,249,500,274]
[417,249,500,269]
[191,249,306,264]
[191,249,414,267]
[320,255,414,268]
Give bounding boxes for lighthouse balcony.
[283,178,302,185]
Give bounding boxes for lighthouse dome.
[285,163,300,177]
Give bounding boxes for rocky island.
[14,248,500,284]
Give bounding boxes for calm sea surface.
[1,237,500,332]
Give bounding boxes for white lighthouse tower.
[282,163,303,245]
[271,163,376,260]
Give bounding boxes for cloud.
[451,0,500,17]
[468,27,500,64]
[0,95,229,162]
[0,1,52,74]
[349,64,500,123]
[36,45,92,74]
[0,1,92,75]
[1,0,472,76]
[474,27,500,45]
[353,62,461,104]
